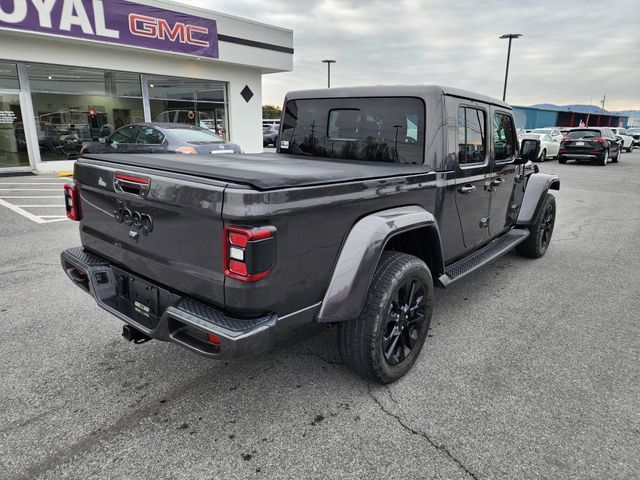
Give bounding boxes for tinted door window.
[493,113,516,161]
[458,107,486,165]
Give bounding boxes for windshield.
[567,129,600,139]
[279,97,425,164]
[169,128,224,143]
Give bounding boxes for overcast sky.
[178,0,640,110]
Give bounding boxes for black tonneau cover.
[81,152,432,191]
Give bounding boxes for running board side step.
[438,229,530,288]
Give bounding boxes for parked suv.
[609,127,635,152]
[61,85,558,383]
[559,127,621,165]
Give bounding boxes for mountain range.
[530,103,640,118]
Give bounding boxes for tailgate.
[74,160,227,308]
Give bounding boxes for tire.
[516,193,556,259]
[612,147,620,163]
[337,252,434,384]
[627,145,633,153]
[538,149,546,162]
[559,157,567,164]
[599,149,609,166]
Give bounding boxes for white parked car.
[522,133,560,161]
[609,128,635,152]
[531,127,563,142]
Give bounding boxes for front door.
[0,92,29,169]
[488,110,520,236]
[454,104,491,248]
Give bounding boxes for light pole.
[322,59,336,88]
[499,34,522,102]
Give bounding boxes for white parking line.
[0,198,48,224]
[12,204,65,207]
[0,177,69,224]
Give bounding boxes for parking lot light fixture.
[321,59,336,88]
[500,33,522,102]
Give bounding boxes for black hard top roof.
[284,85,511,109]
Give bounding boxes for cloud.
[177,0,640,109]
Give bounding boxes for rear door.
[454,102,492,248]
[488,110,520,236]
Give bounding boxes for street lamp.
[499,34,522,102]
[322,59,336,88]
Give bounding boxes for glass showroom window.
[0,61,29,168]
[147,75,229,140]
[26,64,144,161]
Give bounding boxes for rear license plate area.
[126,275,159,316]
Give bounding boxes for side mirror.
[515,138,540,164]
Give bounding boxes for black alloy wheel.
[516,193,556,258]
[382,277,426,366]
[539,201,555,251]
[338,252,434,383]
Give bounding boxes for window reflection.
[458,107,486,164]
[280,97,425,164]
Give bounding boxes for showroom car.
[81,123,242,155]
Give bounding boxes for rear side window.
[566,129,600,139]
[110,126,138,144]
[280,97,425,164]
[458,107,486,165]
[493,113,516,161]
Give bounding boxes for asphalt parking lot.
[1,153,639,480]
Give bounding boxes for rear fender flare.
[316,206,442,323]
[517,173,560,226]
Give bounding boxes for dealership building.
[0,0,293,172]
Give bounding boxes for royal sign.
[0,0,219,59]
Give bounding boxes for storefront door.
[0,91,29,169]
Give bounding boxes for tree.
[262,105,282,119]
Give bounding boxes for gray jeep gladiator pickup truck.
[61,85,559,383]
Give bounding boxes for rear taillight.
[176,146,198,154]
[223,226,276,282]
[593,137,606,144]
[561,137,569,142]
[63,182,81,221]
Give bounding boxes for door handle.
[458,184,476,195]
[490,177,505,186]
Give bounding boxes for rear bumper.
[61,247,277,360]
[558,152,604,161]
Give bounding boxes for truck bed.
[81,152,431,191]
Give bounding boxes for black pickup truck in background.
[61,85,559,383]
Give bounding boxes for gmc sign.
[129,14,209,48]
[0,0,219,59]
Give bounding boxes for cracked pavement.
[1,156,640,479]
